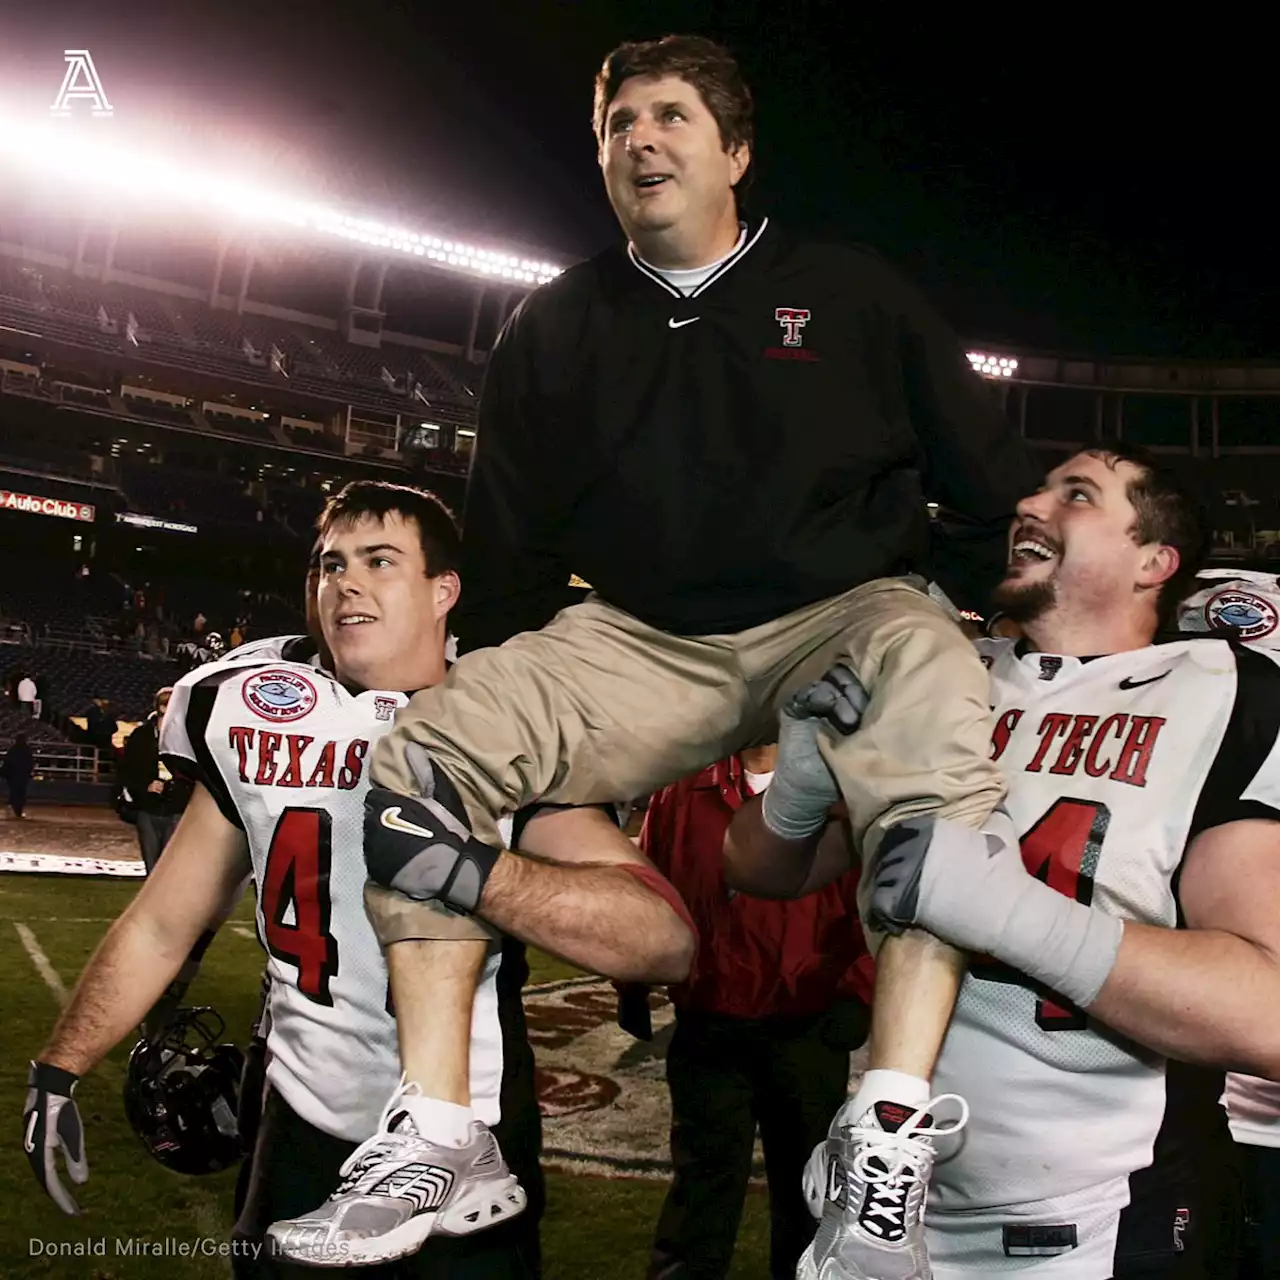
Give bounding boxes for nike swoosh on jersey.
[1118,672,1171,690]
[667,316,700,329]
[24,1111,37,1155]
[379,807,436,840]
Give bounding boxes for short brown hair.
[316,481,460,578]
[593,34,754,160]
[1086,444,1209,627]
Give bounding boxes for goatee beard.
[992,575,1058,626]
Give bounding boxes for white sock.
[399,1094,474,1148]
[849,1069,931,1120]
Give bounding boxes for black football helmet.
[123,1006,245,1175]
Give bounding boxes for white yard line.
[231,925,258,941]
[14,923,68,1005]
[3,917,115,924]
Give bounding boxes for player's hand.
[867,813,1026,947]
[363,786,501,914]
[146,780,165,795]
[869,810,1123,1009]
[762,663,868,841]
[24,1062,88,1215]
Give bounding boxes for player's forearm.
[478,853,694,983]
[723,795,851,898]
[1087,922,1280,1077]
[39,913,192,1076]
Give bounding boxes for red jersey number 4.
[261,807,339,1005]
[971,797,1111,1031]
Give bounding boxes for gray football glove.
[762,663,869,840]
[24,1061,88,1215]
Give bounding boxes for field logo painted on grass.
[525,977,676,1177]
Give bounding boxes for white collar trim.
[627,217,769,299]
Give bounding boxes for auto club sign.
[0,488,95,522]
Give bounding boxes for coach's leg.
[749,578,1002,1106]
[743,579,1000,1276]
[363,599,748,1118]
[819,582,1000,1109]
[373,597,747,816]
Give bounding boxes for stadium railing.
[27,742,109,785]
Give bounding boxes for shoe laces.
[335,1075,423,1190]
[848,1093,970,1189]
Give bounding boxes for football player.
[727,444,1280,1277]
[1179,567,1280,1278]
[23,481,694,1278]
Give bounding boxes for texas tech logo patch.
[242,669,319,723]
[1204,588,1279,642]
[775,307,810,346]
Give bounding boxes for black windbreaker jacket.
[456,218,1038,650]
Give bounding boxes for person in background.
[2,732,35,819]
[83,695,117,753]
[637,745,873,1280]
[119,687,192,873]
[17,671,38,719]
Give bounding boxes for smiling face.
[994,451,1179,632]
[599,73,749,266]
[316,511,457,692]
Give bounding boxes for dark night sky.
[3,1,1276,358]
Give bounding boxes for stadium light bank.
[0,115,562,287]
[967,351,1019,379]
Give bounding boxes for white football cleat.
[798,1095,968,1280]
[267,1080,526,1268]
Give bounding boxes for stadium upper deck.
[4,121,1280,567]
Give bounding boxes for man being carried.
[291,33,1036,1276]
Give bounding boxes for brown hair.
[316,481,460,578]
[1086,444,1209,627]
[593,34,754,162]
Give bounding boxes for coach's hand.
[24,1061,88,1215]
[762,663,869,841]
[869,811,1123,1009]
[363,787,501,914]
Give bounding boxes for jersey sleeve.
[1189,644,1280,837]
[159,669,244,830]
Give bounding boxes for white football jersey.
[928,635,1280,1273]
[1179,570,1280,1147]
[1177,568,1280,649]
[161,637,511,1143]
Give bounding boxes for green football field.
[0,873,773,1280]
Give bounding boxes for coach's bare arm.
[1086,818,1280,1078]
[38,784,251,1076]
[475,806,695,985]
[722,794,854,899]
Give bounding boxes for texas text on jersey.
[926,635,1280,1274]
[160,636,517,1144]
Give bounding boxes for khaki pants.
[367,576,1004,944]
